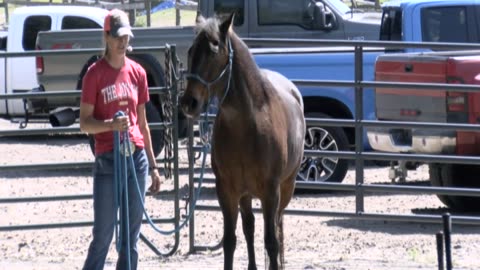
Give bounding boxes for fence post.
[145,0,151,26]
[443,213,452,270]
[354,45,364,213]
[3,0,9,25]
[175,0,180,26]
[436,231,444,270]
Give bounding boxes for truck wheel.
[87,101,164,157]
[145,101,165,157]
[298,112,349,183]
[429,163,480,211]
[429,164,456,207]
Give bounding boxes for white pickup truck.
[0,5,107,124]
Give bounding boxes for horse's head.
[180,13,235,118]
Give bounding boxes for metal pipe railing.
[0,44,182,257]
[187,39,480,254]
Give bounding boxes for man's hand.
[112,116,130,131]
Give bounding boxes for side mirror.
[313,2,335,30]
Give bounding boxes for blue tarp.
[151,0,175,13]
[141,0,192,15]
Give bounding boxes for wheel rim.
[298,126,340,182]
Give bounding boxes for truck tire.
[298,112,349,183]
[429,164,456,207]
[87,101,164,157]
[429,163,480,211]
[127,54,167,158]
[129,53,188,139]
[145,101,165,157]
[76,55,100,90]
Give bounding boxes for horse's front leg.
[240,195,256,270]
[216,180,240,270]
[261,188,281,270]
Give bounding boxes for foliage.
[136,8,197,27]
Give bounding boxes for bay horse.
[180,13,306,270]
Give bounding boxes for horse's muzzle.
[180,94,200,118]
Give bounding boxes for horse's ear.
[194,13,206,34]
[196,12,206,24]
[219,12,235,36]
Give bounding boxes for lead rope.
[111,41,234,254]
[113,111,132,270]
[112,111,207,240]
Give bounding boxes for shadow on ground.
[325,215,480,235]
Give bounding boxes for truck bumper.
[366,127,456,154]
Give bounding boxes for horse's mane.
[195,14,259,74]
[193,16,219,39]
[194,14,269,106]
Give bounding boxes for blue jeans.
[83,149,148,270]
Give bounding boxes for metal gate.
[0,44,182,256]
[184,39,480,255]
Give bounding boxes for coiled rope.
[112,110,209,264]
[113,111,132,270]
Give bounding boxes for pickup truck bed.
[367,50,480,211]
[369,52,480,155]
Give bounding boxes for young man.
[79,9,161,270]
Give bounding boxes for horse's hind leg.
[261,188,281,270]
[278,175,296,270]
[240,195,256,270]
[216,181,240,270]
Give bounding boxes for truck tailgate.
[375,54,448,123]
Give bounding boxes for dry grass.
[135,8,197,27]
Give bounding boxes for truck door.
[7,14,54,115]
[250,0,346,39]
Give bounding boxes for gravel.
[1,119,480,270]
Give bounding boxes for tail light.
[446,77,468,123]
[36,45,44,74]
[446,92,466,112]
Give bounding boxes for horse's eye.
[209,41,219,54]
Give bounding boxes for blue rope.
[113,111,132,270]
[112,110,208,239]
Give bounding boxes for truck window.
[214,0,244,26]
[379,8,402,41]
[61,16,102,30]
[258,0,320,30]
[23,16,51,51]
[422,7,468,43]
[0,37,6,51]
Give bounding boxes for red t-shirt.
[81,57,149,155]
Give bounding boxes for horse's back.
[261,69,304,111]
[261,68,306,166]
[261,69,305,136]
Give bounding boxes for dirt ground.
[1,118,480,270]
